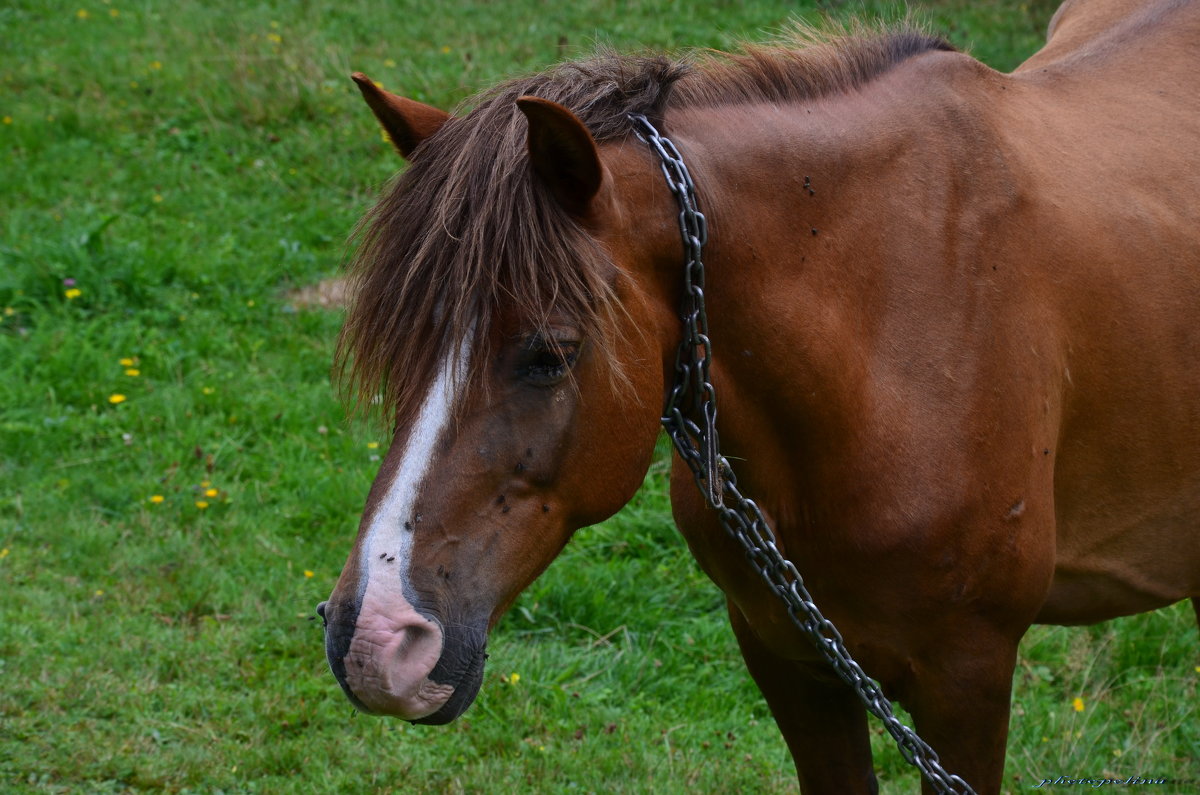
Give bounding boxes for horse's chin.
[409,642,488,725]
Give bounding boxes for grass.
[1,1,1196,793]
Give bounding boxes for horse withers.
[320,1,1200,791]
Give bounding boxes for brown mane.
[335,24,953,421]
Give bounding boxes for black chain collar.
[629,113,976,795]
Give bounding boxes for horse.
[319,1,1200,791]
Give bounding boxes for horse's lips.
[409,643,488,725]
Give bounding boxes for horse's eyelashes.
[518,340,579,386]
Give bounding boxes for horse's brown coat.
[323,3,1200,792]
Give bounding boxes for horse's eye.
[519,339,579,386]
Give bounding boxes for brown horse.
[320,1,1200,791]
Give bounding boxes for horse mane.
[336,23,953,421]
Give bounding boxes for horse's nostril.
[316,601,328,621]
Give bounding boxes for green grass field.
[2,1,1196,792]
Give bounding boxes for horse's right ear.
[351,73,450,159]
[516,96,603,218]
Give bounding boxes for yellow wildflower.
[149,495,164,504]
[195,500,209,509]
[367,441,379,449]
[507,672,520,685]
[108,394,126,404]
[152,194,163,203]
[125,368,140,377]
[204,488,218,498]
[109,8,118,17]
[2,116,11,125]
[150,60,162,70]
[119,357,134,366]
[267,32,282,44]
[65,288,82,299]
[440,45,451,54]
[1072,697,1085,712]
[0,548,9,559]
[202,386,215,395]
[77,9,89,19]
[303,570,314,578]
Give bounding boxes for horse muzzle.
[318,592,488,723]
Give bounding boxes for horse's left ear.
[516,96,603,217]
[352,72,450,159]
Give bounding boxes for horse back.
[1020,0,1198,75]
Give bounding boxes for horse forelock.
[335,55,684,423]
[335,23,952,423]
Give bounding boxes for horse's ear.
[351,72,450,159]
[516,96,603,217]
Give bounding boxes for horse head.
[319,73,681,723]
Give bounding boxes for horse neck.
[657,52,1009,496]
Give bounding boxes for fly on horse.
[320,0,1200,791]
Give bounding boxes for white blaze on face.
[361,334,472,585]
[342,335,473,718]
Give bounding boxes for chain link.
[630,113,976,795]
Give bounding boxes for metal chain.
[630,113,976,795]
